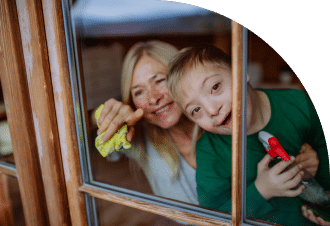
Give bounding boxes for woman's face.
[131,54,182,129]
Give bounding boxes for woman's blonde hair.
[121,40,181,180]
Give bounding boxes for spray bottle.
[258,131,330,221]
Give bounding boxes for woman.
[96,40,199,205]
[94,40,321,223]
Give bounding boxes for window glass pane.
[0,119,14,165]
[0,84,14,165]
[244,32,330,225]
[89,131,153,194]
[71,0,232,214]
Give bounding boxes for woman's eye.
[192,107,201,116]
[134,90,143,96]
[212,83,220,92]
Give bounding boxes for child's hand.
[301,205,330,225]
[255,154,305,200]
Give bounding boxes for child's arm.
[197,148,304,218]
[303,92,330,190]
[196,147,276,218]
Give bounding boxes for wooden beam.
[80,184,232,226]
[15,0,71,225]
[41,0,88,225]
[0,165,17,178]
[231,21,244,226]
[0,0,49,225]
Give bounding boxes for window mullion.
[241,26,248,222]
[231,21,244,226]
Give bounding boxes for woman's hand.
[302,204,330,226]
[295,143,319,177]
[255,154,305,201]
[97,98,144,142]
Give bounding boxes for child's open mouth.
[221,112,232,126]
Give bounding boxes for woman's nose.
[148,88,163,105]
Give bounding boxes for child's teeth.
[155,104,170,114]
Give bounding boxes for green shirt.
[196,89,330,226]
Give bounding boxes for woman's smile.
[153,102,174,115]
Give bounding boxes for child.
[166,44,330,226]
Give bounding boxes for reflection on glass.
[0,174,25,226]
[95,198,191,226]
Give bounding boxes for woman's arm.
[96,98,144,142]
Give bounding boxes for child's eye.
[156,78,166,84]
[212,83,220,93]
[192,107,201,116]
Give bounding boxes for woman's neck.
[167,115,197,169]
[168,115,195,140]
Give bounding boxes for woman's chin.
[147,116,181,129]
[157,119,180,129]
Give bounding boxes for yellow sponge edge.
[95,104,131,157]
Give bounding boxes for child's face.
[176,63,252,135]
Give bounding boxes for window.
[0,0,328,225]
[66,0,323,225]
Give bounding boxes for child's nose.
[205,101,221,117]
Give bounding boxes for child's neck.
[246,87,271,135]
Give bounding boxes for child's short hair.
[167,44,231,102]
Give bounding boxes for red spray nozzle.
[258,131,290,161]
[267,137,290,161]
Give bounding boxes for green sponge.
[94,104,131,157]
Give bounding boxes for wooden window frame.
[0,0,278,225]
[0,0,50,225]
